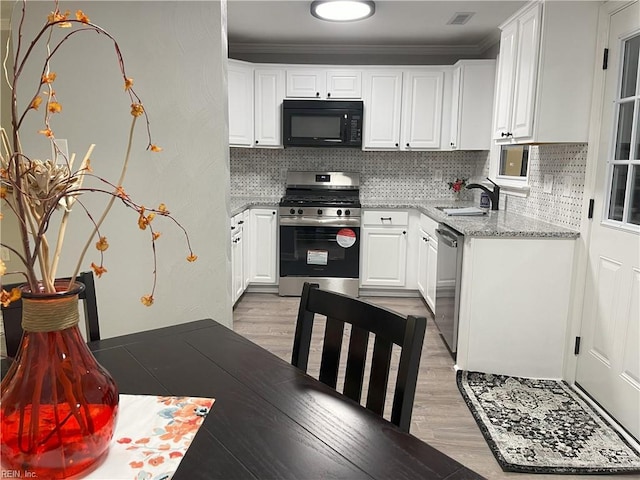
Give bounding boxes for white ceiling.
[227,0,528,57]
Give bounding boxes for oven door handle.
[279,216,361,227]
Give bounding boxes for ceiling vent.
[447,12,475,25]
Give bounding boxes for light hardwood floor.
[233,292,635,480]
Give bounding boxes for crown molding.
[229,40,496,58]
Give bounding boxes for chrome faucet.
[466,178,500,211]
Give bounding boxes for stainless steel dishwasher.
[434,224,464,355]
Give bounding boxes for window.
[606,33,640,227]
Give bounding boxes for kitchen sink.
[435,206,487,216]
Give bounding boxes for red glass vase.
[0,280,119,478]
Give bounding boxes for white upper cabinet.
[363,68,445,151]
[362,70,403,149]
[493,0,598,144]
[449,60,496,150]
[254,68,285,147]
[228,60,254,147]
[286,68,361,99]
[401,69,444,149]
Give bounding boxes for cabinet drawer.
[420,213,438,238]
[363,210,409,226]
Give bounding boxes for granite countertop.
[230,196,280,216]
[230,196,579,239]
[362,200,579,238]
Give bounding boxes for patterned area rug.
[457,370,640,474]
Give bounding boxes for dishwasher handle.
[436,228,460,248]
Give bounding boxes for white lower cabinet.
[360,210,408,287]
[248,207,278,284]
[231,212,245,304]
[456,237,576,379]
[417,214,438,311]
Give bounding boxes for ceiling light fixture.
[310,1,375,22]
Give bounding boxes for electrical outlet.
[434,170,443,182]
[543,175,554,194]
[0,247,10,262]
[562,175,572,197]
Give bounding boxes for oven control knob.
[289,208,295,215]
[297,209,303,215]
[337,209,342,216]
[317,209,323,215]
[345,209,351,216]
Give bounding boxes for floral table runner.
[85,394,215,479]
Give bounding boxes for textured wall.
[5,1,232,336]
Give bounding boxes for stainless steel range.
[279,171,361,297]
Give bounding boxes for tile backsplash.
[498,144,587,230]
[230,143,588,230]
[230,148,488,201]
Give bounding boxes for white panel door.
[401,70,444,149]
[254,68,284,147]
[285,69,324,98]
[493,21,518,140]
[361,227,407,287]
[576,1,640,440]
[326,70,362,99]
[249,208,278,284]
[511,2,541,140]
[362,70,403,149]
[228,61,254,146]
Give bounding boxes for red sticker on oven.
[336,228,356,248]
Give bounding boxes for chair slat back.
[1,271,101,358]
[292,282,427,432]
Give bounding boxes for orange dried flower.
[31,96,43,110]
[42,72,57,84]
[147,213,156,223]
[95,236,109,251]
[141,294,154,306]
[131,103,144,117]
[152,232,161,240]
[115,186,128,200]
[90,262,107,278]
[1,288,22,307]
[48,101,62,113]
[158,203,168,214]
[150,144,163,152]
[186,254,198,263]
[75,10,90,23]
[124,78,134,90]
[0,187,7,199]
[38,128,54,137]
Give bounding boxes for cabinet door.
[249,208,278,284]
[401,70,444,149]
[449,65,462,149]
[326,70,362,99]
[242,209,251,289]
[493,22,518,140]
[511,3,541,140]
[286,69,325,98]
[254,68,285,147]
[231,231,243,303]
[228,60,254,147]
[417,230,429,298]
[425,236,438,312]
[361,227,407,287]
[362,70,403,149]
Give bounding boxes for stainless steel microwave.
[282,100,363,148]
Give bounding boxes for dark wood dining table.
[3,319,484,479]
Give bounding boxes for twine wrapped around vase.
[22,289,80,332]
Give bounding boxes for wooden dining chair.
[291,282,427,433]
[1,271,100,359]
